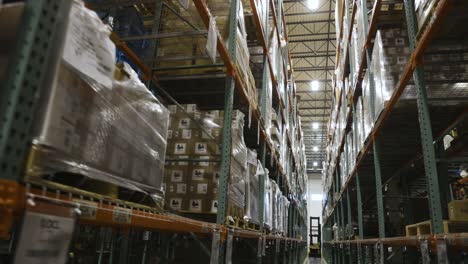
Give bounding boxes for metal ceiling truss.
[285,0,335,171]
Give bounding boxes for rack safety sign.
[13,208,76,264]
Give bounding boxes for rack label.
[112,207,132,224]
[13,211,75,264]
[73,199,97,220]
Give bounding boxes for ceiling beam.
[299,106,331,110]
[294,66,335,71]
[289,38,335,43]
[291,53,336,58]
[286,19,334,25]
[285,10,335,16]
[289,32,337,38]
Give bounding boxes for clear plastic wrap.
[361,72,373,141]
[371,29,411,119]
[264,68,273,138]
[271,180,280,232]
[264,173,272,228]
[164,108,247,213]
[31,1,169,205]
[244,150,259,223]
[355,97,364,153]
[229,111,248,209]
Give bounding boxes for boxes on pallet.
[448,200,468,221]
[371,28,411,118]
[264,171,273,229]
[31,1,169,204]
[361,72,374,141]
[245,155,262,224]
[164,106,248,215]
[271,180,280,232]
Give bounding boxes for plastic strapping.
[276,238,280,253]
[209,229,221,264]
[257,237,263,258]
[225,229,234,264]
[262,236,266,256]
[436,238,448,264]
[420,239,430,264]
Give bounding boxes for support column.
[403,0,444,234]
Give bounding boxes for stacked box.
[264,172,273,228]
[164,106,248,214]
[245,157,262,223]
[354,96,365,155]
[371,28,411,118]
[278,195,289,235]
[361,72,374,141]
[31,1,169,204]
[270,180,279,231]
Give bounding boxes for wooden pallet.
[25,145,163,210]
[405,220,468,236]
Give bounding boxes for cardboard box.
[448,200,468,221]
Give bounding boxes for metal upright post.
[403,0,444,235]
[0,0,73,182]
[145,1,163,88]
[359,0,385,241]
[216,0,240,262]
[356,173,364,263]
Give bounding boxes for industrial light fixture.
[312,122,319,130]
[310,80,319,91]
[307,0,320,10]
[311,194,323,201]
[313,146,319,152]
[313,161,318,166]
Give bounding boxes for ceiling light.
[310,80,319,91]
[313,161,318,166]
[312,122,319,130]
[313,146,319,152]
[307,0,320,10]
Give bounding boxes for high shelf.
[321,0,468,262]
[0,0,308,263]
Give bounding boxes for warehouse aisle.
[309,257,321,264]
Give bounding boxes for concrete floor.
[309,258,321,264]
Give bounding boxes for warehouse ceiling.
[285,0,335,174]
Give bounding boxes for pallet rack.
[321,0,468,262]
[0,0,309,263]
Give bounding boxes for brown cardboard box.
[448,200,468,221]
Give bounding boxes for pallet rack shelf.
[321,0,468,262]
[0,0,309,263]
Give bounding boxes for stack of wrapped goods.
[156,1,256,107]
[164,106,247,217]
[271,180,281,232]
[371,28,411,119]
[264,70,274,138]
[361,72,374,141]
[264,171,273,229]
[372,27,468,103]
[245,150,260,224]
[29,1,169,207]
[278,195,290,236]
[235,2,258,109]
[271,111,283,160]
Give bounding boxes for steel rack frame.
[0,0,309,263]
[322,0,468,262]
